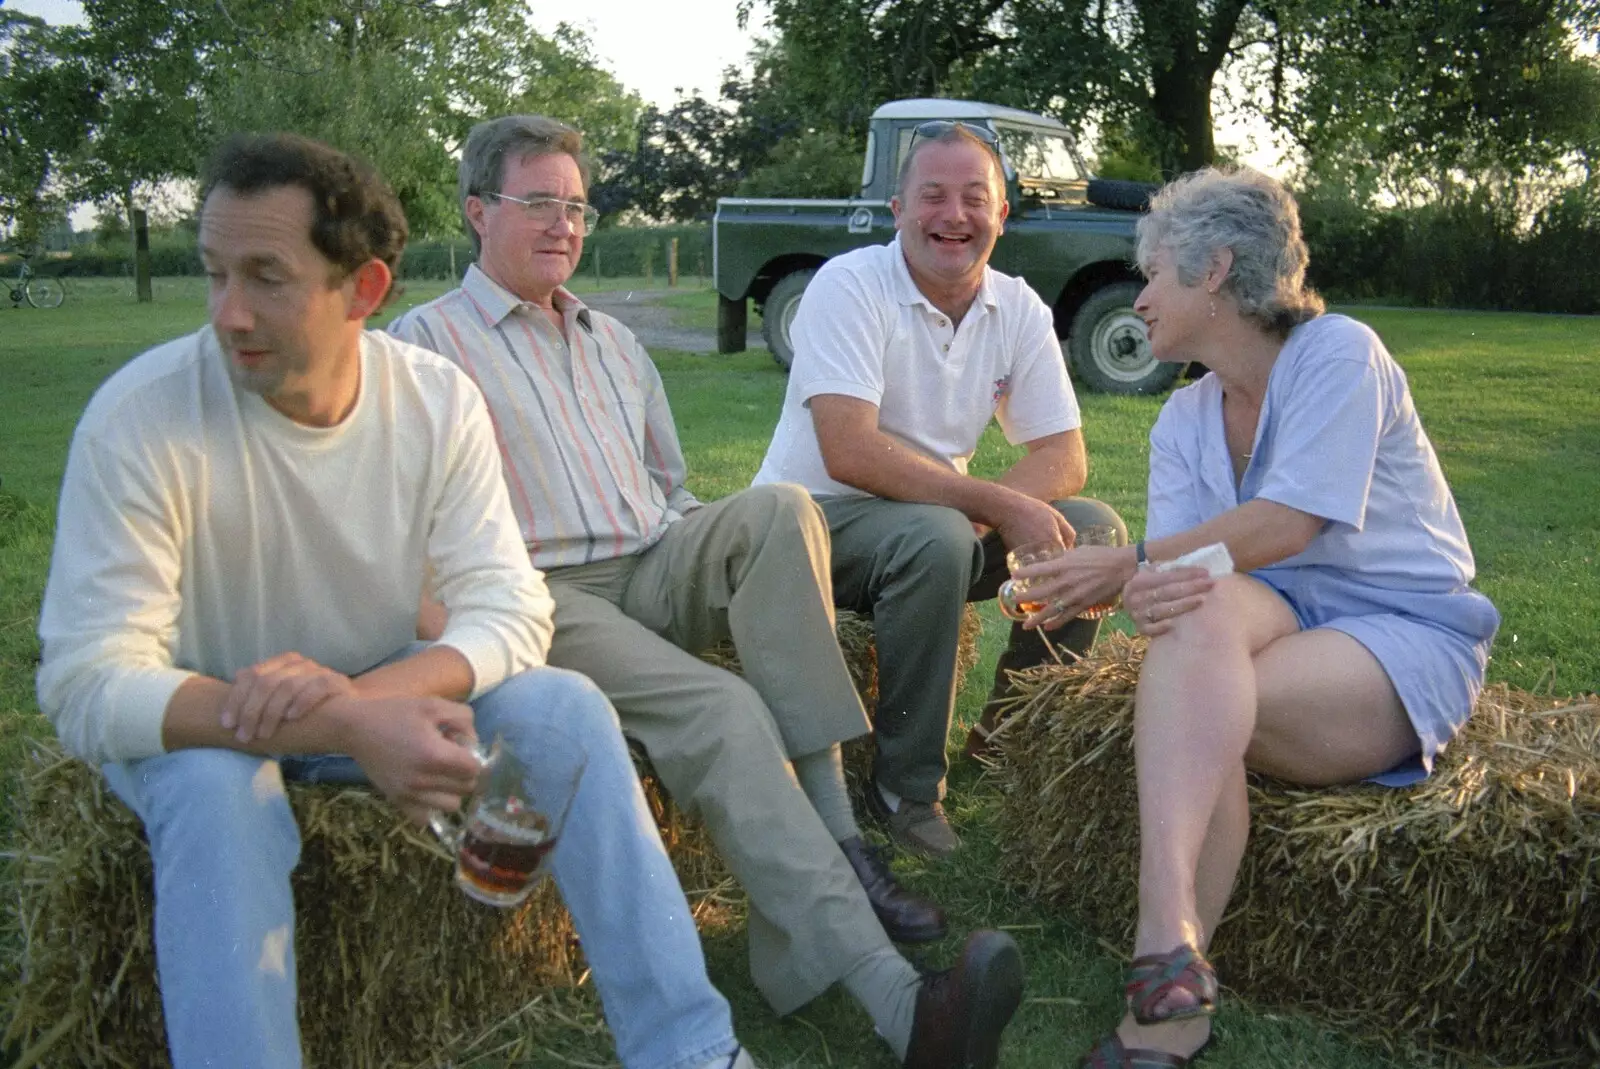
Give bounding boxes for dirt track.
[581,288,767,355]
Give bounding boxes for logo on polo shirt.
[992,375,1012,403]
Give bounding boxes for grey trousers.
[820,495,1127,802]
[541,483,890,1015]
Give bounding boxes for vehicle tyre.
[1066,282,1182,395]
[1085,178,1159,213]
[761,268,816,371]
[25,276,64,309]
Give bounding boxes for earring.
[1208,296,1217,319]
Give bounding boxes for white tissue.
[1153,541,1235,578]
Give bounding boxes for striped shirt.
[389,265,701,570]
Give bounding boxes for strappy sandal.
[1078,1031,1213,1068]
[1124,943,1218,1026]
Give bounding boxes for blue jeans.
[102,665,736,1069]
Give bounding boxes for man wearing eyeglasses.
[390,114,1025,1069]
[754,121,1125,857]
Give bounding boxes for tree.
[743,0,1266,174]
[49,1,641,237]
[0,13,100,248]
[736,129,863,197]
[740,0,1600,181]
[1260,0,1600,201]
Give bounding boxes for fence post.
[133,209,153,303]
[448,242,457,280]
[594,245,601,284]
[668,237,679,287]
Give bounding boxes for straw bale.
[993,632,1600,1064]
[5,608,952,1067]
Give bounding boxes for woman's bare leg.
[1117,613,1418,1058]
[1129,576,1297,964]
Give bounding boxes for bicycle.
[4,258,66,309]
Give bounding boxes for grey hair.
[458,115,591,253]
[1135,166,1324,338]
[896,124,1005,201]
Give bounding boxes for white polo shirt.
[753,236,1081,498]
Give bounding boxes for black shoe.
[903,930,1024,1069]
[840,835,948,943]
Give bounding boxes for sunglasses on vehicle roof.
[910,120,1001,148]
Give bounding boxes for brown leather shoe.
[839,836,948,943]
[863,783,960,857]
[903,930,1024,1069]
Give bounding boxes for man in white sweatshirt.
[35,132,755,1069]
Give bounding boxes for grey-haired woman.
[1012,167,1498,1066]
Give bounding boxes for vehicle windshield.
[994,124,1085,188]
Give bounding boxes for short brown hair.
[896,124,1005,200]
[200,133,408,303]
[458,115,592,253]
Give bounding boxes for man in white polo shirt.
[754,122,1125,856]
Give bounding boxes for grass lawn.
[1,281,1594,1068]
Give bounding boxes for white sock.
[877,780,903,814]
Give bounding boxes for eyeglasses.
[484,192,600,234]
[910,120,1001,152]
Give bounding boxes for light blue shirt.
[1149,314,1481,605]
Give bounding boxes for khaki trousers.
[542,483,888,1014]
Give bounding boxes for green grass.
[1,283,1594,1068]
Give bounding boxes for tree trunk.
[1136,0,1252,176]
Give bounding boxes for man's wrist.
[317,695,368,753]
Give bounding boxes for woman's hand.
[1122,565,1214,637]
[1013,545,1137,630]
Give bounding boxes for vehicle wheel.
[25,276,64,309]
[1086,178,1159,213]
[1066,282,1182,395]
[761,269,816,371]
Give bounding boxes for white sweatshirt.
[37,327,553,764]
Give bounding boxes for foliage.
[743,0,1265,174]
[591,56,811,221]
[735,129,863,197]
[741,0,1600,182]
[0,13,100,249]
[3,1,642,239]
[1253,0,1600,202]
[1299,180,1600,314]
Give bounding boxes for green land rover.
[713,98,1180,394]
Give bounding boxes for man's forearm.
[355,644,474,702]
[827,428,1035,527]
[163,676,359,754]
[994,440,1087,503]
